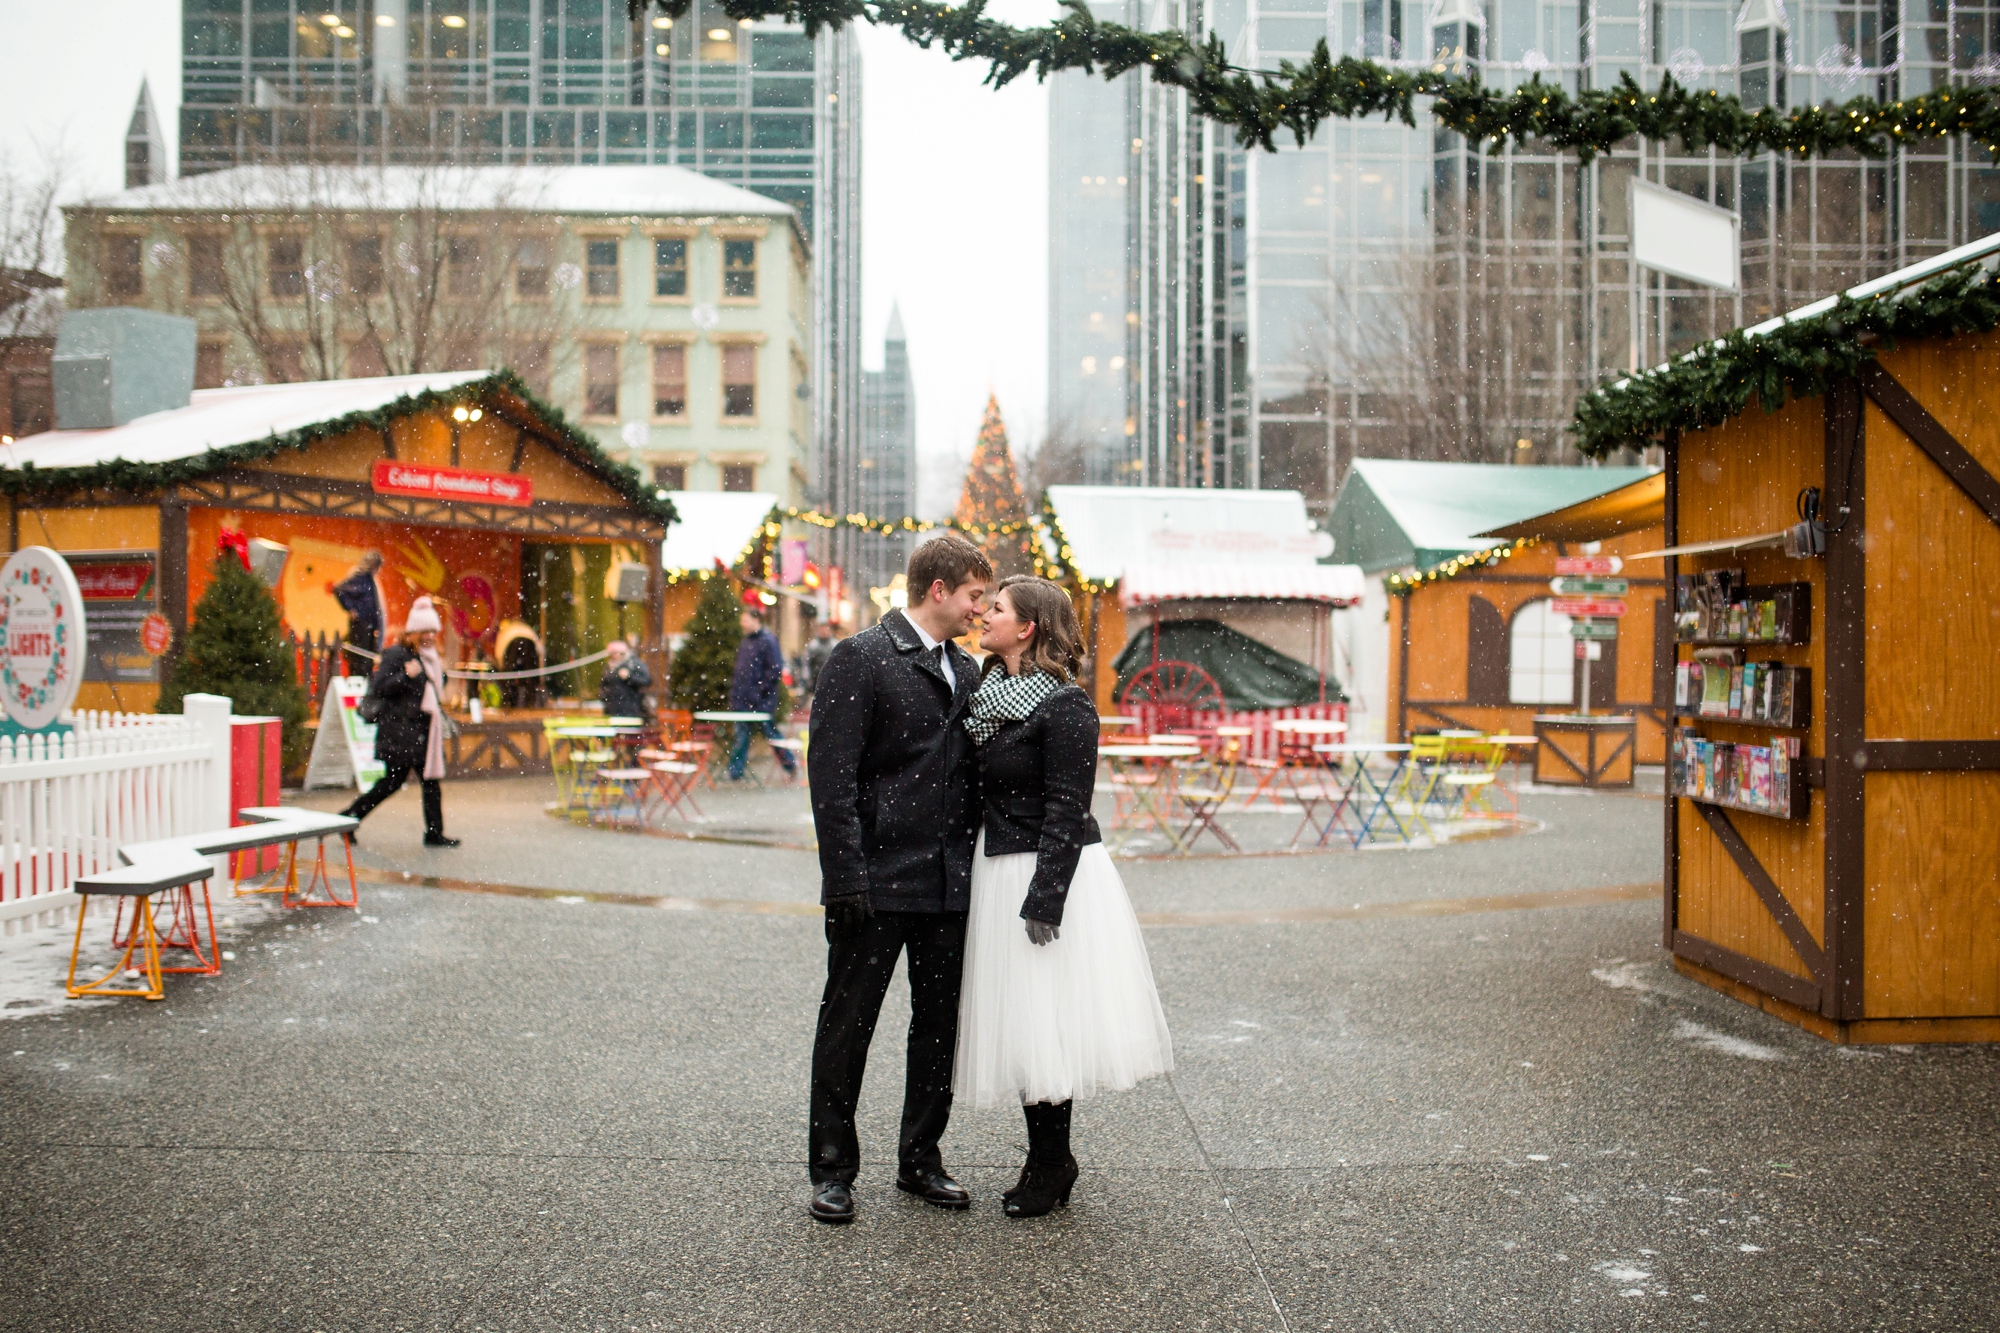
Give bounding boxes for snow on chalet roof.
[1119,563,1367,608]
[86,164,795,223]
[1044,485,1328,586]
[659,491,778,574]
[0,371,489,473]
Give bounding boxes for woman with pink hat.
[341,595,460,847]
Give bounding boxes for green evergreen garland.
[159,554,311,767]
[630,0,2000,160]
[1571,263,2000,456]
[0,368,677,529]
[670,571,745,714]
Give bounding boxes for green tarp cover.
[1113,619,1346,710]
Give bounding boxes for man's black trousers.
[808,908,967,1186]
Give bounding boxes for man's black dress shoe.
[895,1167,972,1210]
[424,835,461,847]
[809,1180,854,1224]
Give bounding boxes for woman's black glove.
[1025,919,1059,947]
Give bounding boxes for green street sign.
[1551,576,1630,596]
[1570,619,1620,640]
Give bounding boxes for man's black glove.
[825,894,874,928]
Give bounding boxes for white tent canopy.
[1045,485,1332,585]
[659,491,776,574]
[1119,563,1366,608]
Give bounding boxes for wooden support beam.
[1855,740,2000,772]
[1858,360,2000,530]
[1823,377,1867,1021]
[1695,801,1827,981]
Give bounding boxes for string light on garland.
[627,0,2000,161]
[1383,539,1538,597]
[1571,260,2000,456]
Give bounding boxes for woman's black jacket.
[367,644,434,769]
[975,681,1102,927]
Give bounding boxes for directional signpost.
[1554,555,1623,577]
[1547,577,1631,716]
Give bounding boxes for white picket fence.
[0,695,233,936]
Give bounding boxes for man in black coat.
[805,533,992,1223]
[332,551,384,677]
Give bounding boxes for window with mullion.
[586,237,621,299]
[721,342,756,417]
[654,237,687,296]
[722,238,757,298]
[652,343,688,417]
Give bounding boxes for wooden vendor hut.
[1460,472,1672,787]
[1575,234,2000,1043]
[0,366,675,777]
[1327,458,1657,742]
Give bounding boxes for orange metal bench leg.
[67,894,165,1001]
[282,836,359,910]
[130,881,222,975]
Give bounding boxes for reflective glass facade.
[1084,0,2000,510]
[857,306,915,597]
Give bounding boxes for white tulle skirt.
[953,831,1174,1109]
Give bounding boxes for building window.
[9,374,52,436]
[721,343,756,418]
[346,236,383,297]
[188,235,224,298]
[653,237,687,298]
[515,238,550,299]
[722,239,757,299]
[268,235,304,298]
[653,463,686,490]
[721,463,756,492]
[104,235,143,298]
[265,340,305,384]
[194,344,225,389]
[651,343,687,417]
[583,343,619,417]
[346,339,387,379]
[585,238,620,299]
[447,237,483,299]
[508,339,552,398]
[1508,599,1575,705]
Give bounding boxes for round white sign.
[0,547,85,731]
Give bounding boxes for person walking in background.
[726,605,795,782]
[804,533,993,1224]
[954,576,1173,1218]
[340,596,460,848]
[333,550,385,677]
[599,639,652,719]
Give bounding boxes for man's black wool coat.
[807,609,979,913]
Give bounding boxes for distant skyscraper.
[1047,60,1134,484]
[175,0,860,561]
[125,79,166,189]
[858,302,915,600]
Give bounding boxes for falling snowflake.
[1815,44,1863,92]
[553,262,583,290]
[148,242,178,268]
[1972,53,2000,85]
[1520,48,1551,75]
[1668,47,1705,83]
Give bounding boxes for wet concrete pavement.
[2,776,1994,1331]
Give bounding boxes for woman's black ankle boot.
[1007,1100,1077,1218]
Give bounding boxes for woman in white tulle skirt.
[954,576,1174,1218]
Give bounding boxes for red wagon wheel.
[1120,660,1226,733]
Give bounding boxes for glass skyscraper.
[1054,0,2000,510]
[179,0,861,560]
[857,303,915,599]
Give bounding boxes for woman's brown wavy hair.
[985,576,1085,684]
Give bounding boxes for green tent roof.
[1325,459,1659,572]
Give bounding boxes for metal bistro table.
[693,710,780,785]
[1100,741,1201,855]
[1308,743,1414,848]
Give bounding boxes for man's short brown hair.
[906,532,993,600]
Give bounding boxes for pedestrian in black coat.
[340,596,459,847]
[331,550,384,676]
[804,533,993,1225]
[598,639,652,719]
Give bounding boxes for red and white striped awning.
[1119,563,1367,608]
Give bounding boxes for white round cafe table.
[1101,743,1199,757]
[1098,715,1139,728]
[693,711,771,723]
[1271,719,1348,734]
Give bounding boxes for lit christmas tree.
[953,393,1036,579]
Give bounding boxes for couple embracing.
[806,533,1174,1223]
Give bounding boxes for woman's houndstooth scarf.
[963,667,1060,747]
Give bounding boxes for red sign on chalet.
[371,460,534,508]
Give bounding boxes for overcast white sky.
[0,0,1057,521]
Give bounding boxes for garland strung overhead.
[1383,539,1537,597]
[1570,263,2000,457]
[629,0,2000,160]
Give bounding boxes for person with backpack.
[340,596,460,847]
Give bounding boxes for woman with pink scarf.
[340,596,461,847]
